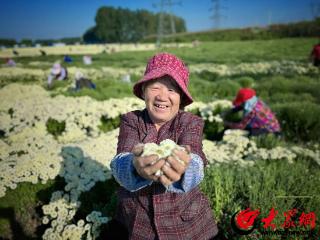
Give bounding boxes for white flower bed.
[197,100,232,123]
[0,83,319,239]
[0,43,193,58]
[0,66,145,86]
[189,61,319,76]
[1,61,318,88]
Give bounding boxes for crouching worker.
[109,53,218,240]
[223,88,281,136]
[47,63,68,89]
[310,41,320,67]
[74,71,96,91]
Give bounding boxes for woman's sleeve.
[111,152,152,192]
[166,153,204,193]
[112,113,152,191]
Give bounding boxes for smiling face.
[143,76,181,130]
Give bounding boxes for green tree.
[20,39,33,46]
[83,6,186,43]
[136,10,157,39]
[83,27,101,43]
[0,38,17,47]
[95,7,118,42]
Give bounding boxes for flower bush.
[0,83,319,239]
[190,61,319,77]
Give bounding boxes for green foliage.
[98,116,120,132]
[19,39,33,47]
[196,70,219,82]
[236,76,255,88]
[251,133,285,149]
[46,117,66,137]
[64,78,134,101]
[223,109,242,122]
[214,79,241,98]
[83,6,186,43]
[0,76,41,89]
[129,74,141,83]
[142,18,320,43]
[15,38,317,68]
[256,75,320,103]
[203,120,225,141]
[47,79,70,91]
[0,38,17,47]
[76,179,119,220]
[0,179,65,239]
[201,158,320,238]
[269,92,316,104]
[189,76,240,102]
[273,102,320,142]
[188,75,218,102]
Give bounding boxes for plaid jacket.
[114,109,218,240]
[229,100,281,133]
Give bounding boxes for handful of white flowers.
[141,139,186,176]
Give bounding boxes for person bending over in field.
[222,88,281,136]
[47,63,68,89]
[108,53,218,240]
[74,71,96,91]
[310,41,320,67]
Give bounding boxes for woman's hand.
[159,146,191,187]
[132,144,165,181]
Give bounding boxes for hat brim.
[133,67,193,106]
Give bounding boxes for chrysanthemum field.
[0,38,319,239]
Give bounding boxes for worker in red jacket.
[310,41,320,67]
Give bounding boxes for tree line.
[0,37,82,48]
[0,7,186,47]
[83,6,186,43]
[1,11,319,47]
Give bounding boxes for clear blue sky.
[0,0,316,41]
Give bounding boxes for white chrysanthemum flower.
[142,139,185,176]
[1,81,320,239]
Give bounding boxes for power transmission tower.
[209,0,227,29]
[153,0,182,47]
[268,10,273,26]
[310,1,320,18]
[168,0,177,34]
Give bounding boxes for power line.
[268,10,273,26]
[209,0,227,29]
[153,0,182,47]
[310,1,320,19]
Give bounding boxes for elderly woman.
[224,88,281,136]
[110,53,218,239]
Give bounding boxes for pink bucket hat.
[133,52,193,106]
